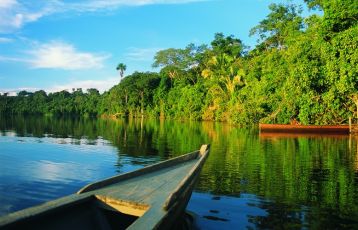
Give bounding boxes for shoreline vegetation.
[0,1,357,125]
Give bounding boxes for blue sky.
[0,0,307,95]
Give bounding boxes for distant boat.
[259,124,350,134]
[0,145,210,230]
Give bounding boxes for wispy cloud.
[125,47,162,61]
[27,41,110,70]
[0,37,13,43]
[0,0,16,8]
[0,40,110,70]
[0,0,55,33]
[0,55,25,62]
[69,0,208,11]
[0,0,208,33]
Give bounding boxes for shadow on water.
[0,116,358,229]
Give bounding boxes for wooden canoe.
[259,124,350,134]
[0,144,210,230]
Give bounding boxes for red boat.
[259,124,350,134]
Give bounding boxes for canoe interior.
[1,196,139,230]
[259,124,350,134]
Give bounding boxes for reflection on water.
[0,116,358,229]
[194,125,358,229]
[188,193,267,229]
[0,118,164,215]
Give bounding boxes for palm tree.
[116,63,127,80]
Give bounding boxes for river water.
[0,116,357,229]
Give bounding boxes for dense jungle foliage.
[0,0,357,125]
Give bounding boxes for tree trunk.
[140,91,144,116]
[125,89,128,105]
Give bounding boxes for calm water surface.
[0,116,357,229]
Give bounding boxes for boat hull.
[259,124,350,134]
[0,145,210,230]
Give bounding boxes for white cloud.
[0,90,17,96]
[27,41,110,70]
[0,87,39,96]
[0,40,109,70]
[0,0,207,33]
[46,77,119,93]
[18,87,39,91]
[0,77,118,95]
[125,47,162,61]
[28,41,109,70]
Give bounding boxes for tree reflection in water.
[0,116,357,228]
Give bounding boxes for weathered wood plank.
[78,150,199,194]
[92,160,197,203]
[164,144,210,210]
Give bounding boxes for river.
[0,116,357,229]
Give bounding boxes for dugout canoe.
[259,124,350,134]
[0,144,210,230]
